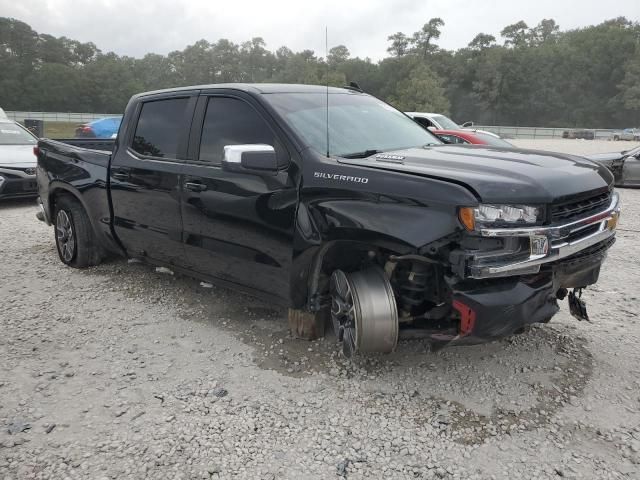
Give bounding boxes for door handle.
[112,171,129,181]
[184,181,208,192]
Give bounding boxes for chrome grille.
[551,192,611,223]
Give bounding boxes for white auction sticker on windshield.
[1,129,20,134]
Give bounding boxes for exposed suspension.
[393,261,431,315]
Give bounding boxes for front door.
[622,155,640,187]
[180,94,297,303]
[110,94,196,264]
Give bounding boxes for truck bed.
[38,138,112,168]
[37,137,120,254]
[48,138,115,152]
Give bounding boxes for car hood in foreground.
[339,145,613,204]
[0,144,37,169]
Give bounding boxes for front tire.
[330,266,398,357]
[54,195,102,268]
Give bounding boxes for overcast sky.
[1,0,638,59]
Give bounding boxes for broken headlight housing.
[459,204,544,231]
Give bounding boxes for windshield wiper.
[339,149,382,159]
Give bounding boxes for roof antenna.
[325,26,330,158]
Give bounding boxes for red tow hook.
[453,300,476,337]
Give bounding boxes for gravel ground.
[1,142,640,479]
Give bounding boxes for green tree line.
[1,16,639,127]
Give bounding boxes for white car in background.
[0,114,39,200]
[405,112,501,139]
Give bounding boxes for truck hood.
[0,144,37,168]
[338,145,613,204]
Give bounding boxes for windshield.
[475,132,513,147]
[0,122,37,145]
[430,114,460,130]
[265,92,441,157]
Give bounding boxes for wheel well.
[49,188,81,218]
[307,240,450,322]
[307,241,402,310]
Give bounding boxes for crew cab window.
[199,97,280,165]
[131,98,190,159]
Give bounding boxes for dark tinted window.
[132,98,189,158]
[199,97,280,165]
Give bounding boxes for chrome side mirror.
[222,144,280,174]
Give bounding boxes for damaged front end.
[442,190,620,344]
[316,191,620,356]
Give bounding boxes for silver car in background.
[588,145,640,187]
[0,115,39,200]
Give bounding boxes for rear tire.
[54,195,102,268]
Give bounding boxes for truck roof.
[135,83,358,99]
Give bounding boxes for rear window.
[131,98,190,158]
[0,123,37,145]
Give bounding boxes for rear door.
[180,92,297,302]
[110,93,197,265]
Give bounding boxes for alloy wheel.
[56,210,75,262]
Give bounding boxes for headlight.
[459,204,544,231]
[0,175,5,188]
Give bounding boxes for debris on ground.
[154,266,174,275]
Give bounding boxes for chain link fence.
[475,125,620,140]
[6,111,120,123]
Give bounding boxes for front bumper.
[447,275,559,344]
[0,170,38,199]
[466,192,620,279]
[36,197,51,225]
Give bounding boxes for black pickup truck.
[36,83,621,357]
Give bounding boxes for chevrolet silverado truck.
[35,84,621,357]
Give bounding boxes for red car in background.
[434,129,514,147]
